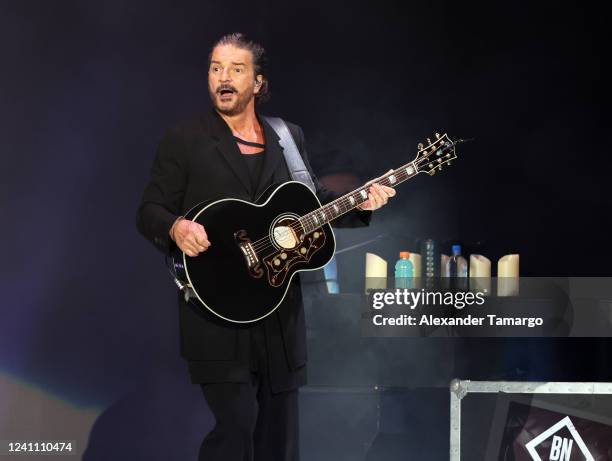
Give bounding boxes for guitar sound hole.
[271,216,302,250]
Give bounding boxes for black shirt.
[233,135,266,195]
[241,149,265,193]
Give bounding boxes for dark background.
[0,0,608,459]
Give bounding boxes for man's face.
[208,44,260,116]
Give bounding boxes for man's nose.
[220,67,231,81]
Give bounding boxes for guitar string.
[248,155,436,256]
[247,149,447,255]
[249,151,443,254]
[251,182,391,254]
[249,187,372,250]
[248,155,433,252]
[249,179,373,244]
[249,173,398,252]
[249,174,402,255]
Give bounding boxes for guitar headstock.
[414,133,457,176]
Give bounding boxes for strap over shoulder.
[263,116,316,193]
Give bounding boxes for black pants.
[197,325,300,461]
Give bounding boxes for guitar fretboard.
[299,161,418,234]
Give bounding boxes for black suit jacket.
[136,109,370,391]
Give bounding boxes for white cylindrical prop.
[469,254,491,294]
[441,254,450,277]
[470,254,491,277]
[409,253,422,288]
[497,254,520,296]
[365,252,387,293]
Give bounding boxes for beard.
[209,84,254,116]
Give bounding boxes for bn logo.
[548,436,573,460]
[525,416,594,461]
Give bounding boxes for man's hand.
[170,218,211,257]
[358,182,396,211]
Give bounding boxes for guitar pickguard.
[263,229,326,287]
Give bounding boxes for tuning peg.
[448,161,452,166]
[438,165,443,171]
[435,133,441,139]
[417,142,424,150]
[427,138,432,145]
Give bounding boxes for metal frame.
[449,380,612,461]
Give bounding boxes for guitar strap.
[263,116,317,193]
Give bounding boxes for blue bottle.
[395,251,414,289]
[447,244,468,290]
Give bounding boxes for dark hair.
[209,32,270,103]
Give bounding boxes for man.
[136,33,395,461]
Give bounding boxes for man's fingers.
[195,226,210,246]
[375,184,386,202]
[181,238,209,256]
[183,245,199,257]
[370,193,379,207]
[374,183,395,200]
[369,185,386,206]
[360,181,395,211]
[368,192,382,209]
[194,234,211,247]
[381,185,396,196]
[174,221,210,254]
[189,237,208,252]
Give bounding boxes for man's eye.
[211,66,220,73]
[234,68,242,73]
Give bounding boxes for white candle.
[498,254,519,277]
[365,252,387,293]
[441,254,450,277]
[409,253,421,276]
[469,254,491,294]
[497,254,519,296]
[470,254,491,277]
[409,253,421,288]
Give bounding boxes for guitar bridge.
[234,230,264,278]
[239,241,259,266]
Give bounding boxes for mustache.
[216,84,238,94]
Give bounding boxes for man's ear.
[254,76,263,93]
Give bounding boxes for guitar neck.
[299,161,419,234]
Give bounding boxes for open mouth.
[218,87,237,100]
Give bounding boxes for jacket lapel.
[208,110,252,197]
[255,115,285,199]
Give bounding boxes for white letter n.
[549,435,573,461]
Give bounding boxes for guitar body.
[174,181,336,323]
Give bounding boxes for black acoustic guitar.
[169,133,459,323]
